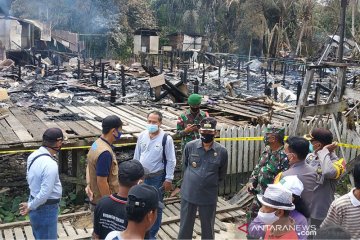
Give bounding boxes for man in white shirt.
[134,110,176,239]
[321,162,360,239]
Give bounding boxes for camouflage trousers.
[246,198,261,239]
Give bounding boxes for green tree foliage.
[8,0,360,59]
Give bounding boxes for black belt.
[145,169,165,179]
[30,196,60,205]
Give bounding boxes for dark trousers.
[178,198,216,240]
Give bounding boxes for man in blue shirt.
[19,127,64,240]
[134,110,176,239]
[85,115,123,211]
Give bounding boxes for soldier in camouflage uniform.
[246,127,289,239]
[177,94,209,150]
[171,94,209,197]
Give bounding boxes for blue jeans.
[144,174,164,239]
[29,203,59,240]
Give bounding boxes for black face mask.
[190,107,200,113]
[201,134,215,143]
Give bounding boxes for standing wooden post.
[315,83,320,104]
[202,64,206,85]
[273,61,277,75]
[18,65,21,81]
[160,54,164,73]
[77,59,81,79]
[194,79,199,94]
[290,69,315,136]
[170,51,174,72]
[121,65,126,97]
[246,65,250,91]
[101,63,105,88]
[93,59,96,75]
[274,85,278,101]
[183,66,188,84]
[282,63,286,85]
[237,58,240,79]
[110,89,116,103]
[218,61,222,89]
[59,150,68,174]
[72,149,85,204]
[296,81,302,105]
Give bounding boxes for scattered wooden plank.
[32,110,71,139]
[63,221,77,237]
[23,226,34,240]
[302,101,348,117]
[57,222,68,238]
[65,105,102,130]
[10,108,47,141]
[3,229,13,240]
[161,225,177,239]
[158,228,170,240]
[13,227,24,240]
[0,119,19,144]
[4,112,34,142]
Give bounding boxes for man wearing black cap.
[178,117,228,240]
[93,160,145,240]
[304,128,345,229]
[19,128,64,240]
[105,184,164,240]
[85,115,123,211]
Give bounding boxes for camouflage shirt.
[249,145,289,194]
[177,109,209,148]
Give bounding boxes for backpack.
[162,133,168,181]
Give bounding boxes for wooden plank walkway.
[0,103,181,150]
[0,198,245,240]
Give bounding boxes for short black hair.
[286,136,309,160]
[102,115,123,134]
[126,204,156,223]
[314,225,351,240]
[147,110,163,122]
[354,162,360,189]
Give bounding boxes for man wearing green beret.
[245,126,289,239]
[177,94,209,150]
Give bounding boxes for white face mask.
[257,210,280,225]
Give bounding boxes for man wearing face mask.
[177,93,209,150]
[19,128,64,240]
[274,136,318,214]
[134,110,176,239]
[178,117,228,240]
[256,184,298,240]
[304,128,345,229]
[246,127,289,233]
[85,115,123,213]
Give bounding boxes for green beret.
[265,126,285,136]
[187,94,202,106]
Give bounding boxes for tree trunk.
[296,20,306,56]
[352,0,358,37]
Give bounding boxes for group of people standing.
[20,94,228,240]
[19,93,360,240]
[246,126,360,239]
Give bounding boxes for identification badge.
[214,152,217,157]
[192,162,197,168]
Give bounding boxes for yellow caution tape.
[0,137,359,155]
[216,137,264,141]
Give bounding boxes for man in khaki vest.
[85,115,123,212]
